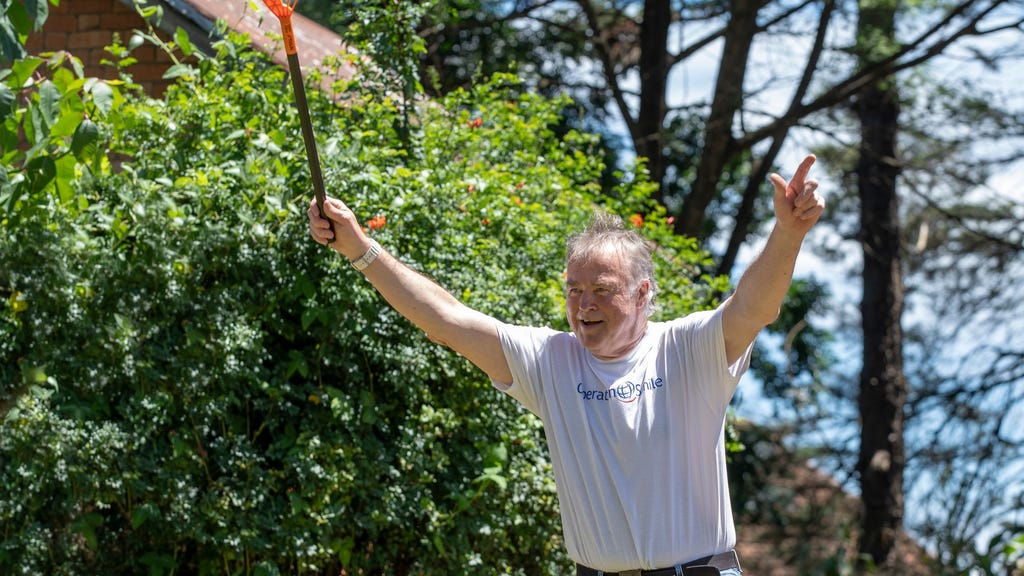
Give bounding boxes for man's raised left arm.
[721,154,826,364]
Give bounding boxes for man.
[308,154,825,575]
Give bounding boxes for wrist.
[770,223,808,247]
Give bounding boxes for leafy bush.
[1,28,718,576]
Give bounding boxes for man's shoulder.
[660,307,721,329]
[498,322,576,350]
[649,308,725,349]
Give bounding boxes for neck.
[593,320,648,361]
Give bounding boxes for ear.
[635,279,651,309]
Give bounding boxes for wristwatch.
[349,240,382,271]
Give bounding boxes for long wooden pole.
[262,0,332,236]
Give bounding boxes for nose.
[577,291,597,310]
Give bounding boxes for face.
[565,247,650,360]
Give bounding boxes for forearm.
[721,224,807,363]
[732,224,805,326]
[309,197,467,335]
[351,244,511,383]
[359,248,466,340]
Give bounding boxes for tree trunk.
[636,0,672,193]
[675,0,761,238]
[855,0,906,567]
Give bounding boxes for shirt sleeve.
[491,322,557,418]
[668,306,753,412]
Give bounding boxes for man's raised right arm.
[308,197,513,385]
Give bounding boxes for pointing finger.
[792,154,816,185]
[782,155,816,199]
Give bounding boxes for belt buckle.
[620,571,642,576]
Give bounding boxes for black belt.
[576,550,740,576]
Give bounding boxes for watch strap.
[349,240,382,271]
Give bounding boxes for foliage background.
[0,22,723,575]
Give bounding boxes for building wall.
[24,0,181,96]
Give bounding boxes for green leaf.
[29,383,55,400]
[297,273,316,299]
[22,362,46,384]
[88,81,114,115]
[1,172,24,214]
[484,442,508,468]
[54,153,76,203]
[7,55,41,88]
[253,561,281,576]
[332,536,355,566]
[139,4,164,22]
[49,106,83,138]
[474,466,508,491]
[1,19,26,64]
[3,405,20,422]
[0,83,15,122]
[128,32,145,51]
[288,491,308,515]
[359,389,377,424]
[71,512,103,550]
[5,1,32,37]
[71,118,100,162]
[52,65,86,95]
[301,307,318,330]
[139,552,178,576]
[286,350,309,378]
[37,79,59,127]
[170,434,192,458]
[24,155,56,194]
[432,532,447,557]
[23,99,42,147]
[24,0,51,31]
[131,503,160,529]
[175,27,193,56]
[163,63,193,80]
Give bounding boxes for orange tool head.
[262,0,297,20]
[262,0,299,55]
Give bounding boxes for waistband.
[575,549,741,576]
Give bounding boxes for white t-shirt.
[493,307,752,572]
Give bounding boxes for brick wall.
[24,0,181,97]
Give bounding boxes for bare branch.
[575,0,641,139]
[737,0,1020,150]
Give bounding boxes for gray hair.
[565,211,658,317]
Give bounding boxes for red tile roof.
[162,0,354,84]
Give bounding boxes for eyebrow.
[566,278,620,290]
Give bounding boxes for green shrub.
[1,31,718,575]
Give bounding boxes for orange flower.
[481,218,491,226]
[666,216,675,225]
[629,213,644,228]
[367,214,387,231]
[469,117,483,128]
